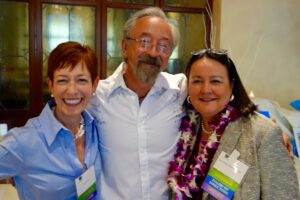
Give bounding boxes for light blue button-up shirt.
[88,63,187,200]
[0,102,101,200]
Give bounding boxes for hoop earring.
[230,94,234,102]
[187,96,191,104]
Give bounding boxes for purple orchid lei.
[167,104,240,199]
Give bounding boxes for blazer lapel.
[210,119,244,166]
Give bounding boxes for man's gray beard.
[136,63,160,84]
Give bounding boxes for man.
[88,7,186,200]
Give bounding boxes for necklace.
[52,106,85,140]
[74,117,85,140]
[201,120,213,134]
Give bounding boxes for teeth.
[65,99,81,105]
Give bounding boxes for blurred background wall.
[217,0,300,109]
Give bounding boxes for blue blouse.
[0,102,101,200]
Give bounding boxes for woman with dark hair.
[0,41,101,200]
[167,49,299,199]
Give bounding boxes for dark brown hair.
[47,41,98,82]
[185,49,257,117]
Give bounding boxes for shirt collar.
[38,100,94,147]
[107,62,127,97]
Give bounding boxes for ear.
[92,76,100,93]
[121,38,128,59]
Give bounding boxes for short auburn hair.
[47,41,98,82]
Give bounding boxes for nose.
[200,82,211,94]
[66,81,78,95]
[147,43,160,57]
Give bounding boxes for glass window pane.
[167,12,206,74]
[42,4,96,103]
[107,0,153,4]
[165,0,206,8]
[0,1,29,110]
[107,8,136,76]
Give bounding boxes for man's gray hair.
[123,7,179,50]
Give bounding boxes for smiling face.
[122,16,173,84]
[48,62,98,120]
[188,57,233,122]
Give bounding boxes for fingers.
[282,133,294,160]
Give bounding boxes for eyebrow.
[55,74,89,78]
[138,32,171,42]
[210,76,224,79]
[55,74,68,78]
[190,75,224,79]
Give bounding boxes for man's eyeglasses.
[191,48,228,56]
[126,37,172,56]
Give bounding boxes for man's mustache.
[137,55,162,67]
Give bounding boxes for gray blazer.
[203,113,300,200]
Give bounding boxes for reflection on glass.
[107,8,136,75]
[0,2,29,110]
[167,12,206,73]
[165,0,206,8]
[107,0,153,4]
[42,4,96,103]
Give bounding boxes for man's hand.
[271,117,294,160]
[282,132,294,160]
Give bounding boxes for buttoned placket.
[137,104,151,200]
[126,87,152,200]
[62,129,86,172]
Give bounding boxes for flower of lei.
[167,104,240,199]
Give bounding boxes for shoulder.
[228,113,281,150]
[235,113,284,154]
[2,103,55,149]
[160,72,187,85]
[1,118,39,151]
[11,117,40,137]
[159,72,187,98]
[90,64,126,108]
[97,63,124,92]
[249,113,281,141]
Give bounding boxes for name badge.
[201,150,249,200]
[75,165,97,200]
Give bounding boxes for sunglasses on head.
[191,48,228,56]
